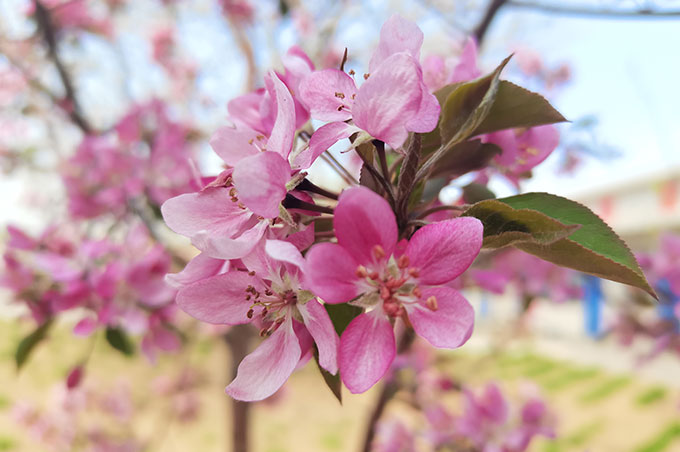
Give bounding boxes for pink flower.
[305,187,482,393]
[176,240,338,401]
[486,125,560,186]
[299,14,439,155]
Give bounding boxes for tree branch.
[507,1,680,18]
[33,0,92,133]
[473,0,509,45]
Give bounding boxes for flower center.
[354,245,437,318]
[243,283,297,336]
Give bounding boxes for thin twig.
[321,151,359,185]
[33,0,92,133]
[416,204,468,219]
[507,1,680,18]
[297,178,339,200]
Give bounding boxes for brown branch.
[507,1,680,18]
[473,0,509,45]
[33,0,92,133]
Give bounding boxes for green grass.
[633,422,680,452]
[542,419,606,452]
[542,367,601,393]
[579,376,632,404]
[635,386,668,407]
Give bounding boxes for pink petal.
[265,72,296,159]
[353,53,423,149]
[304,242,360,304]
[450,38,481,83]
[339,311,396,394]
[164,252,227,289]
[226,316,301,401]
[209,126,262,166]
[406,217,482,285]
[227,89,266,133]
[334,187,397,265]
[73,316,97,337]
[194,221,267,260]
[293,319,314,370]
[176,271,261,325]
[265,239,305,269]
[298,69,356,122]
[298,299,339,374]
[407,286,474,349]
[368,14,423,72]
[232,151,290,218]
[295,121,359,169]
[405,82,440,133]
[161,188,252,241]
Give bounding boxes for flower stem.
[297,179,339,200]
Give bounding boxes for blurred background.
[1,0,680,451]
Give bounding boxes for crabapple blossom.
[176,239,338,401]
[305,186,482,393]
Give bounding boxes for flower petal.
[193,219,267,260]
[209,126,261,166]
[407,286,474,349]
[334,186,397,265]
[304,242,359,304]
[406,217,483,285]
[265,239,306,269]
[176,271,261,325]
[233,151,290,219]
[165,252,227,289]
[265,72,296,159]
[353,53,422,149]
[161,188,250,241]
[295,121,359,169]
[405,82,440,133]
[226,316,301,401]
[299,69,356,122]
[339,311,396,394]
[298,299,339,374]
[369,14,423,72]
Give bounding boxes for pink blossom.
[176,240,338,401]
[299,14,439,155]
[305,187,482,393]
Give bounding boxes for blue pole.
[582,275,603,338]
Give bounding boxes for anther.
[248,271,255,276]
[334,92,345,99]
[355,265,369,278]
[246,308,254,319]
[408,268,420,278]
[372,245,385,260]
[363,73,370,80]
[348,69,355,76]
[380,286,391,300]
[412,286,422,298]
[426,295,438,311]
[397,255,410,269]
[369,271,380,280]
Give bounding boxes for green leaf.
[477,193,655,297]
[439,56,511,147]
[417,56,511,180]
[15,320,53,370]
[461,183,497,204]
[324,303,362,336]
[472,81,568,136]
[462,198,580,249]
[105,327,135,356]
[314,347,342,404]
[430,140,501,178]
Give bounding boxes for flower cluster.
[62,100,200,219]
[161,14,496,400]
[1,223,181,361]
